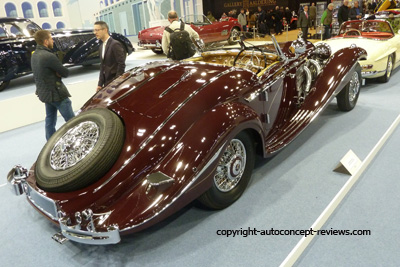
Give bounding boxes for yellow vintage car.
[319,19,400,82]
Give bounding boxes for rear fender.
[375,48,396,62]
[158,102,264,195]
[110,33,134,54]
[62,33,133,65]
[62,37,99,65]
[115,102,264,233]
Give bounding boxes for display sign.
[215,0,289,14]
[333,149,362,176]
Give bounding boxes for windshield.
[339,20,394,35]
[182,15,211,26]
[2,20,41,38]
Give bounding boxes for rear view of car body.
[7,36,366,245]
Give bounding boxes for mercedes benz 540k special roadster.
[0,17,134,91]
[7,35,366,245]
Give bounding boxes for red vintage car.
[138,15,242,54]
[8,35,366,245]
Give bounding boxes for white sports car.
[318,19,400,82]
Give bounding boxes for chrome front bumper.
[361,70,386,78]
[138,40,162,49]
[7,165,121,245]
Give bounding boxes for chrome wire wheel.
[50,121,100,170]
[229,28,240,44]
[348,71,360,102]
[214,139,247,192]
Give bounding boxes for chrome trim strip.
[120,141,226,232]
[361,70,386,77]
[94,67,235,193]
[159,70,192,97]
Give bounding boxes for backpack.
[165,21,196,60]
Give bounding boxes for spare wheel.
[35,108,125,193]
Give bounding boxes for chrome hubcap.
[50,121,100,170]
[349,71,360,102]
[214,139,246,192]
[230,29,239,42]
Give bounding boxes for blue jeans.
[45,98,75,140]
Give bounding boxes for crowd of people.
[208,5,298,36]
[212,0,399,41]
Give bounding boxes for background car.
[318,19,400,82]
[138,14,242,54]
[8,35,366,245]
[0,17,134,92]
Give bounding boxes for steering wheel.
[233,47,268,74]
[344,29,361,36]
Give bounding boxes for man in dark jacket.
[31,30,74,140]
[337,0,350,26]
[349,1,364,20]
[273,6,283,34]
[94,21,126,91]
[309,3,317,29]
[257,6,267,35]
[298,5,310,41]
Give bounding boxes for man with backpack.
[162,11,200,60]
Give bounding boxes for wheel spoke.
[214,139,247,192]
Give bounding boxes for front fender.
[62,33,133,65]
[0,43,17,81]
[315,46,366,96]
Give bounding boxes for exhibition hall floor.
[0,41,399,266]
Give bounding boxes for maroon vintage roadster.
[8,35,366,245]
[138,14,242,54]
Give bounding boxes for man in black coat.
[349,1,364,20]
[338,0,350,26]
[257,6,268,35]
[31,30,75,140]
[273,6,283,34]
[94,21,126,91]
